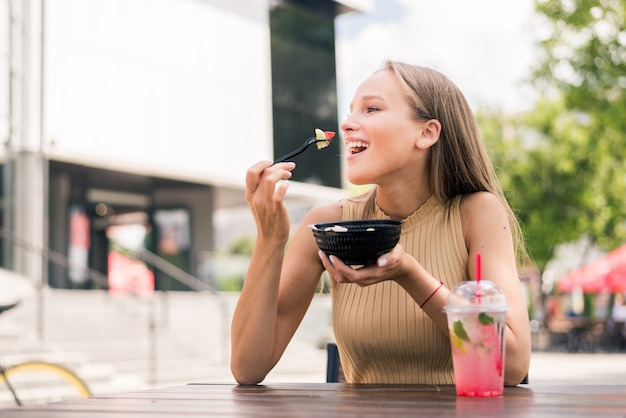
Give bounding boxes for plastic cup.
[443,280,509,397]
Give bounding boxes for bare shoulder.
[282,201,343,288]
[460,191,504,211]
[300,201,344,226]
[459,192,510,239]
[460,192,507,220]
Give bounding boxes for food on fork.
[315,128,335,150]
[273,129,335,164]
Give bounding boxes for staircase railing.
[0,226,231,385]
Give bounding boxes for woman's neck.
[374,187,432,220]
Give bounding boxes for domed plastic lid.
[443,280,509,313]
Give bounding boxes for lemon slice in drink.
[450,330,468,354]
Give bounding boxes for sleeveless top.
[331,195,469,384]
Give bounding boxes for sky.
[335,0,543,115]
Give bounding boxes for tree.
[532,0,626,255]
[479,0,626,271]
[480,100,599,271]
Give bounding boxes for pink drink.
[447,311,506,396]
[444,280,508,397]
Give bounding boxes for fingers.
[318,251,349,284]
[245,161,295,199]
[245,161,296,241]
[318,244,406,287]
[376,244,404,268]
[261,166,293,199]
[245,161,272,195]
[274,179,291,202]
[318,251,370,286]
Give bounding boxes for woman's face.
[341,69,425,186]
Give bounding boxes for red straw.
[476,253,482,303]
[476,253,481,284]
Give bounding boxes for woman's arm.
[230,162,341,384]
[458,192,532,385]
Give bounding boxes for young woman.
[231,60,531,386]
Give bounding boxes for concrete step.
[0,289,238,407]
[0,288,332,408]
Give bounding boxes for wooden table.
[2,383,626,417]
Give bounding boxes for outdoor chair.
[326,342,345,383]
[325,342,528,384]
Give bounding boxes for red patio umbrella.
[557,244,626,293]
[605,256,626,293]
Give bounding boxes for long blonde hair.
[351,60,528,265]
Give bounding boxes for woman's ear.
[417,119,441,149]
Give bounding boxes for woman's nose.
[340,114,357,133]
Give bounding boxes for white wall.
[43,0,272,186]
[0,0,10,155]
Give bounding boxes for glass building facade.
[270,1,342,188]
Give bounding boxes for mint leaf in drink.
[478,312,494,325]
[453,320,470,342]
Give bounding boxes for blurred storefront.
[0,0,362,291]
[541,245,626,353]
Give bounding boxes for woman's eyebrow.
[350,95,385,109]
[361,94,384,101]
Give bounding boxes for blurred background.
[1,0,625,407]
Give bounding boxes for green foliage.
[228,235,255,256]
[481,103,590,270]
[218,276,245,292]
[534,1,626,91]
[481,101,626,270]
[533,1,626,142]
[533,0,626,253]
[478,0,626,271]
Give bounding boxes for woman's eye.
[365,106,379,113]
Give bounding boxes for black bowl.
[310,220,403,266]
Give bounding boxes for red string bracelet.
[420,281,444,309]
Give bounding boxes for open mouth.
[346,141,369,155]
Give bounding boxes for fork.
[273,130,335,164]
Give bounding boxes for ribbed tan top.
[331,195,469,384]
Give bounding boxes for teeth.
[346,141,369,149]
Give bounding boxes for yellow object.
[450,331,468,354]
[0,360,92,399]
